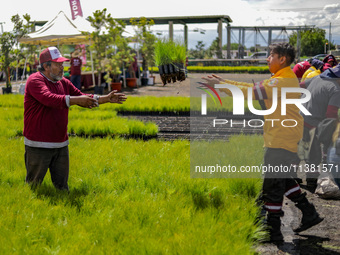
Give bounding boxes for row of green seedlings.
[68,108,159,138]
[103,96,190,114]
[0,95,190,113]
[187,66,270,73]
[0,105,159,139]
[154,39,187,86]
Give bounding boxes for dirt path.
[258,184,340,255]
[120,73,269,97]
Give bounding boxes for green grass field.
[0,94,265,254]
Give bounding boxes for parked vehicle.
[327,50,340,62]
[311,54,327,61]
[244,51,268,65]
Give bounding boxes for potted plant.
[154,39,170,86]
[103,57,121,92]
[87,8,112,94]
[130,17,156,86]
[154,38,186,86]
[104,17,135,90]
[144,31,157,85]
[172,40,187,82]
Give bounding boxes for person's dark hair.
[269,43,296,65]
[38,61,52,72]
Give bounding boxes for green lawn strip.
[0,97,159,138]
[1,93,261,115]
[0,94,24,108]
[68,107,158,137]
[87,96,259,114]
[0,136,265,254]
[102,96,190,113]
[150,66,270,74]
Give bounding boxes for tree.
[206,37,221,58]
[11,14,35,82]
[87,8,112,87]
[222,43,244,51]
[0,14,33,89]
[130,17,157,75]
[87,9,135,90]
[105,16,134,87]
[289,27,329,56]
[0,33,16,88]
[189,41,206,59]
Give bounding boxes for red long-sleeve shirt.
[24,72,85,147]
[293,61,311,79]
[70,57,82,75]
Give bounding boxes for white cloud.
[1,0,340,46]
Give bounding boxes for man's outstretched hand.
[105,90,127,104]
[71,95,98,109]
[201,74,225,87]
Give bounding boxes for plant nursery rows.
[0,94,265,254]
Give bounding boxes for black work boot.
[266,212,284,243]
[292,192,323,233]
[306,178,318,193]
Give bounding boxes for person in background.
[32,54,39,74]
[202,43,323,243]
[24,46,127,191]
[70,50,82,90]
[293,59,311,82]
[26,63,31,77]
[323,54,338,68]
[327,122,340,188]
[300,59,324,83]
[300,60,331,86]
[298,64,340,192]
[132,54,139,78]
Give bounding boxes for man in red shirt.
[293,60,311,81]
[24,46,126,190]
[70,50,82,89]
[293,59,324,82]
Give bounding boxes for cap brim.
[51,57,70,62]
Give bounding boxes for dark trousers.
[262,148,302,213]
[70,75,82,90]
[25,145,69,190]
[304,126,322,179]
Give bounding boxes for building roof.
[118,15,232,25]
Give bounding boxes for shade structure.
[18,11,97,87]
[19,11,93,46]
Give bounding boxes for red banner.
[69,0,83,20]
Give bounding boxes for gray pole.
[0,22,5,34]
[169,21,173,41]
[329,22,331,52]
[238,29,242,58]
[184,24,188,51]
[227,23,231,59]
[297,29,301,62]
[268,28,272,56]
[218,19,223,58]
